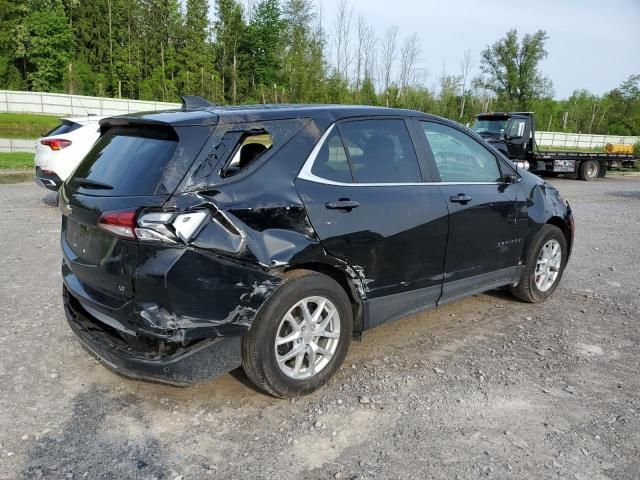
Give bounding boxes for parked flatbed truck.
[472,112,638,180]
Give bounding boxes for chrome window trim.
[297,122,503,187]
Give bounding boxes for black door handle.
[449,193,472,203]
[325,199,360,211]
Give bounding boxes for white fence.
[5,130,639,155]
[1,90,638,153]
[536,131,639,149]
[0,138,36,153]
[0,90,180,117]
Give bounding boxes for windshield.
[473,118,508,136]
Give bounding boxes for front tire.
[509,225,567,303]
[242,270,353,398]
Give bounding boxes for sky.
[315,0,640,99]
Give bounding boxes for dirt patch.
[0,178,639,480]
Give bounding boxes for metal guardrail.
[0,90,180,117]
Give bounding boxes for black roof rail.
[180,95,216,111]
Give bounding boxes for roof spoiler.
[181,95,216,111]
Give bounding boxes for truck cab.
[472,112,534,167]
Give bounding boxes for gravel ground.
[0,177,639,480]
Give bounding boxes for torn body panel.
[61,113,368,385]
[62,240,283,384]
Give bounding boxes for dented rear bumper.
[64,287,243,385]
[62,246,281,384]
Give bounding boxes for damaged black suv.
[60,96,574,398]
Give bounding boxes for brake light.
[41,138,72,151]
[97,210,137,239]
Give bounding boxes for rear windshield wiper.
[72,178,114,190]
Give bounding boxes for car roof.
[62,115,108,124]
[101,104,443,128]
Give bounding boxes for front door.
[296,118,449,325]
[418,120,527,304]
[504,115,531,160]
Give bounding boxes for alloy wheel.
[274,296,341,379]
[535,239,562,292]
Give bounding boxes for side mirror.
[503,173,521,184]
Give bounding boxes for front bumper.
[34,166,62,191]
[63,286,243,385]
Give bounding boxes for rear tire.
[509,225,567,303]
[579,160,599,181]
[242,270,353,398]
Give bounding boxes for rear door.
[60,124,208,301]
[296,118,449,323]
[417,120,526,304]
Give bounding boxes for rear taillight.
[96,209,211,244]
[98,210,137,239]
[136,210,209,244]
[41,138,72,151]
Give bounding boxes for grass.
[0,152,34,169]
[0,113,60,139]
[615,164,640,173]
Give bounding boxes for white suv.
[34,116,105,190]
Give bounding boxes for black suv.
[59,97,574,398]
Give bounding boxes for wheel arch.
[546,216,572,259]
[284,262,364,333]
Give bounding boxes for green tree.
[16,1,74,92]
[177,0,216,98]
[477,29,553,110]
[603,74,640,135]
[437,71,462,119]
[247,0,284,100]
[357,75,378,105]
[0,0,27,89]
[214,0,245,103]
[282,0,327,103]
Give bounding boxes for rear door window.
[337,119,421,183]
[70,127,178,196]
[420,121,502,182]
[44,120,82,137]
[310,127,353,183]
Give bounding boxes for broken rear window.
[221,132,274,177]
[185,118,310,188]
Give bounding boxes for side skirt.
[437,266,523,307]
[363,284,441,330]
[361,266,523,331]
